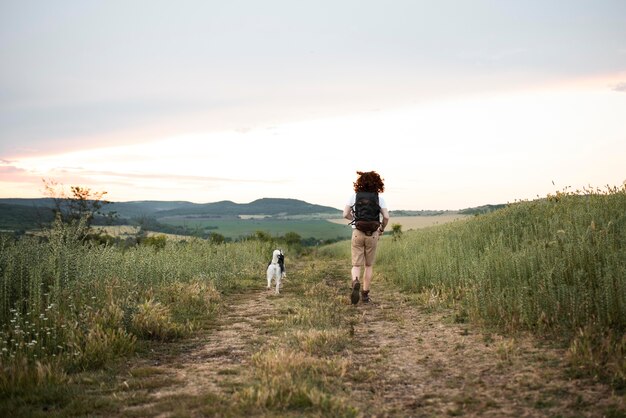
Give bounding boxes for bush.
[141,234,167,250]
[131,299,187,342]
[159,278,222,321]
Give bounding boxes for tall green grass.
[0,217,271,391]
[322,185,626,386]
[378,186,626,332]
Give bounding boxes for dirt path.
[346,284,624,417]
[117,258,624,417]
[119,289,283,416]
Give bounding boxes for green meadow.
[159,217,352,241]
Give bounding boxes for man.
[343,171,390,304]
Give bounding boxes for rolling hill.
[153,198,341,218]
[0,198,342,230]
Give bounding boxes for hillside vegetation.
[376,185,625,387]
[0,197,341,223]
[0,219,273,392]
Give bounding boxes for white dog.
[266,249,286,294]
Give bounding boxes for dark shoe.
[351,280,361,305]
[361,290,370,303]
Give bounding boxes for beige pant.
[351,229,380,267]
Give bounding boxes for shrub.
[131,299,187,342]
[141,235,167,250]
[0,357,66,393]
[159,278,222,321]
[69,301,136,371]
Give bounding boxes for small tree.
[283,232,302,246]
[42,179,110,228]
[209,232,225,244]
[391,223,403,241]
[252,230,273,242]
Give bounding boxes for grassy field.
[0,218,274,395]
[1,185,624,415]
[328,213,469,230]
[94,225,192,241]
[99,215,466,242]
[2,243,623,416]
[323,185,626,388]
[159,217,352,241]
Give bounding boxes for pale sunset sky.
[1,1,625,210]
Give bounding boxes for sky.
[1,1,625,210]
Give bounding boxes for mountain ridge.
[0,197,342,226]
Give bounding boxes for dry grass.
[94,225,190,241]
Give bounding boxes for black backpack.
[351,191,381,235]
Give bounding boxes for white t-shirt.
[346,194,388,228]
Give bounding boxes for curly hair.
[353,171,385,193]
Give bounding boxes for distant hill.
[458,204,507,215]
[155,198,341,218]
[0,197,342,230]
[104,201,200,218]
[0,198,58,209]
[0,203,54,230]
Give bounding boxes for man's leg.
[350,265,361,305]
[363,265,373,291]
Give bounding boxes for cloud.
[0,164,40,184]
[0,165,26,174]
[73,169,285,185]
[612,82,626,92]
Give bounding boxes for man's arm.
[343,205,353,221]
[379,208,390,234]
